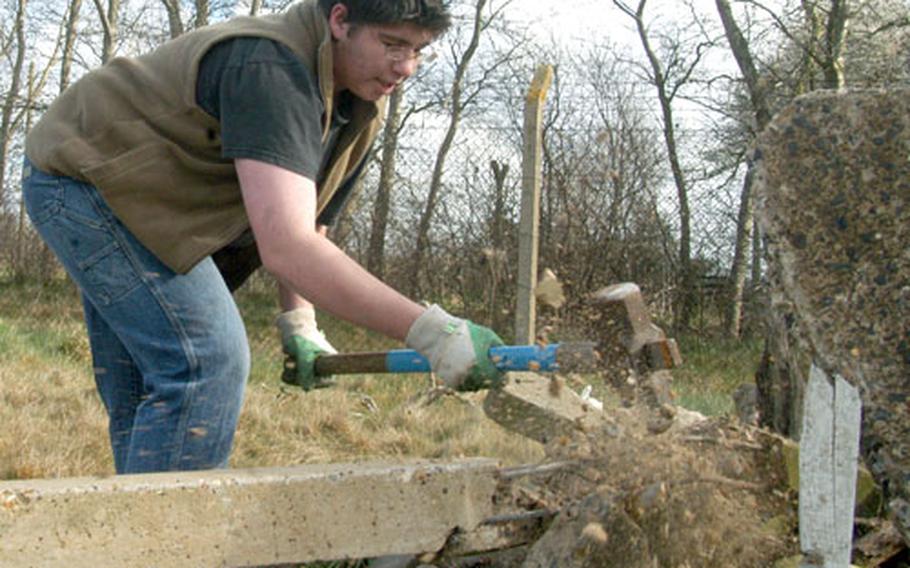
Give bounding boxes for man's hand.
[276,306,337,390]
[405,305,505,391]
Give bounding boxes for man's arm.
[277,224,329,313]
[236,158,424,341]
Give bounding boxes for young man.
[22,0,503,474]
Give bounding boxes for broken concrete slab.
[0,459,498,567]
[483,372,608,444]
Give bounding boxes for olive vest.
[26,0,384,274]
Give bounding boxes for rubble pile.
[514,406,798,567]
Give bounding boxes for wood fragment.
[799,365,861,567]
[499,460,578,480]
[679,436,764,451]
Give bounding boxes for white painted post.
[514,64,553,345]
[799,364,862,567]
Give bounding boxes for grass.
[0,276,545,479]
[0,276,768,567]
[672,334,764,416]
[0,279,761,452]
[0,275,764,477]
[0,281,109,479]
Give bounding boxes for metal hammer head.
[592,282,682,372]
[479,283,680,444]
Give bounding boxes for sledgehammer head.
[592,282,681,371]
[481,282,681,443]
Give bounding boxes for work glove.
[276,306,337,391]
[405,304,505,391]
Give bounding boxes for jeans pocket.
[45,180,142,306]
[22,162,64,227]
[75,237,142,306]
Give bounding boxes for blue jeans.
[22,159,250,474]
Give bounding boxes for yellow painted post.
[515,64,553,345]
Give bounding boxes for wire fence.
[0,108,752,355]
[331,118,747,344]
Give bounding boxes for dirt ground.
[488,404,800,567]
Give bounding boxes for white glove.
[405,304,503,390]
[275,305,337,354]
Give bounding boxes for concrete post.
[0,459,498,567]
[514,64,553,345]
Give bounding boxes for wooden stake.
[799,364,862,567]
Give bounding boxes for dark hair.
[317,0,452,35]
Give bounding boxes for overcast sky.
[508,0,723,48]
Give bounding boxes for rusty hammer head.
[480,282,680,443]
[592,282,681,372]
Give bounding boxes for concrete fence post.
[0,459,499,567]
[514,63,553,345]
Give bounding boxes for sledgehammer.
[310,342,599,378]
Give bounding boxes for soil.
[491,405,800,567]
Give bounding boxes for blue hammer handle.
[312,343,566,376]
[385,344,559,373]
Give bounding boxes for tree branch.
[91,0,112,41]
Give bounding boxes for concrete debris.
[534,268,565,310]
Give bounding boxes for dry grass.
[0,276,761,481]
[0,277,542,480]
[0,308,111,478]
[233,380,543,468]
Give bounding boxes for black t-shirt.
[198,37,368,289]
[195,36,361,226]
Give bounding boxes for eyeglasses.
[383,42,437,64]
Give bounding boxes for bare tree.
[849,0,910,86]
[613,0,706,330]
[329,174,365,251]
[13,62,36,276]
[485,159,509,325]
[60,0,84,91]
[160,0,184,39]
[510,40,673,330]
[367,86,404,279]
[715,0,774,338]
[91,0,121,63]
[410,0,490,297]
[821,0,849,88]
[745,0,856,92]
[194,0,210,28]
[0,0,28,211]
[161,0,213,38]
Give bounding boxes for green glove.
[460,322,506,391]
[276,307,337,391]
[405,304,506,391]
[281,335,334,391]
